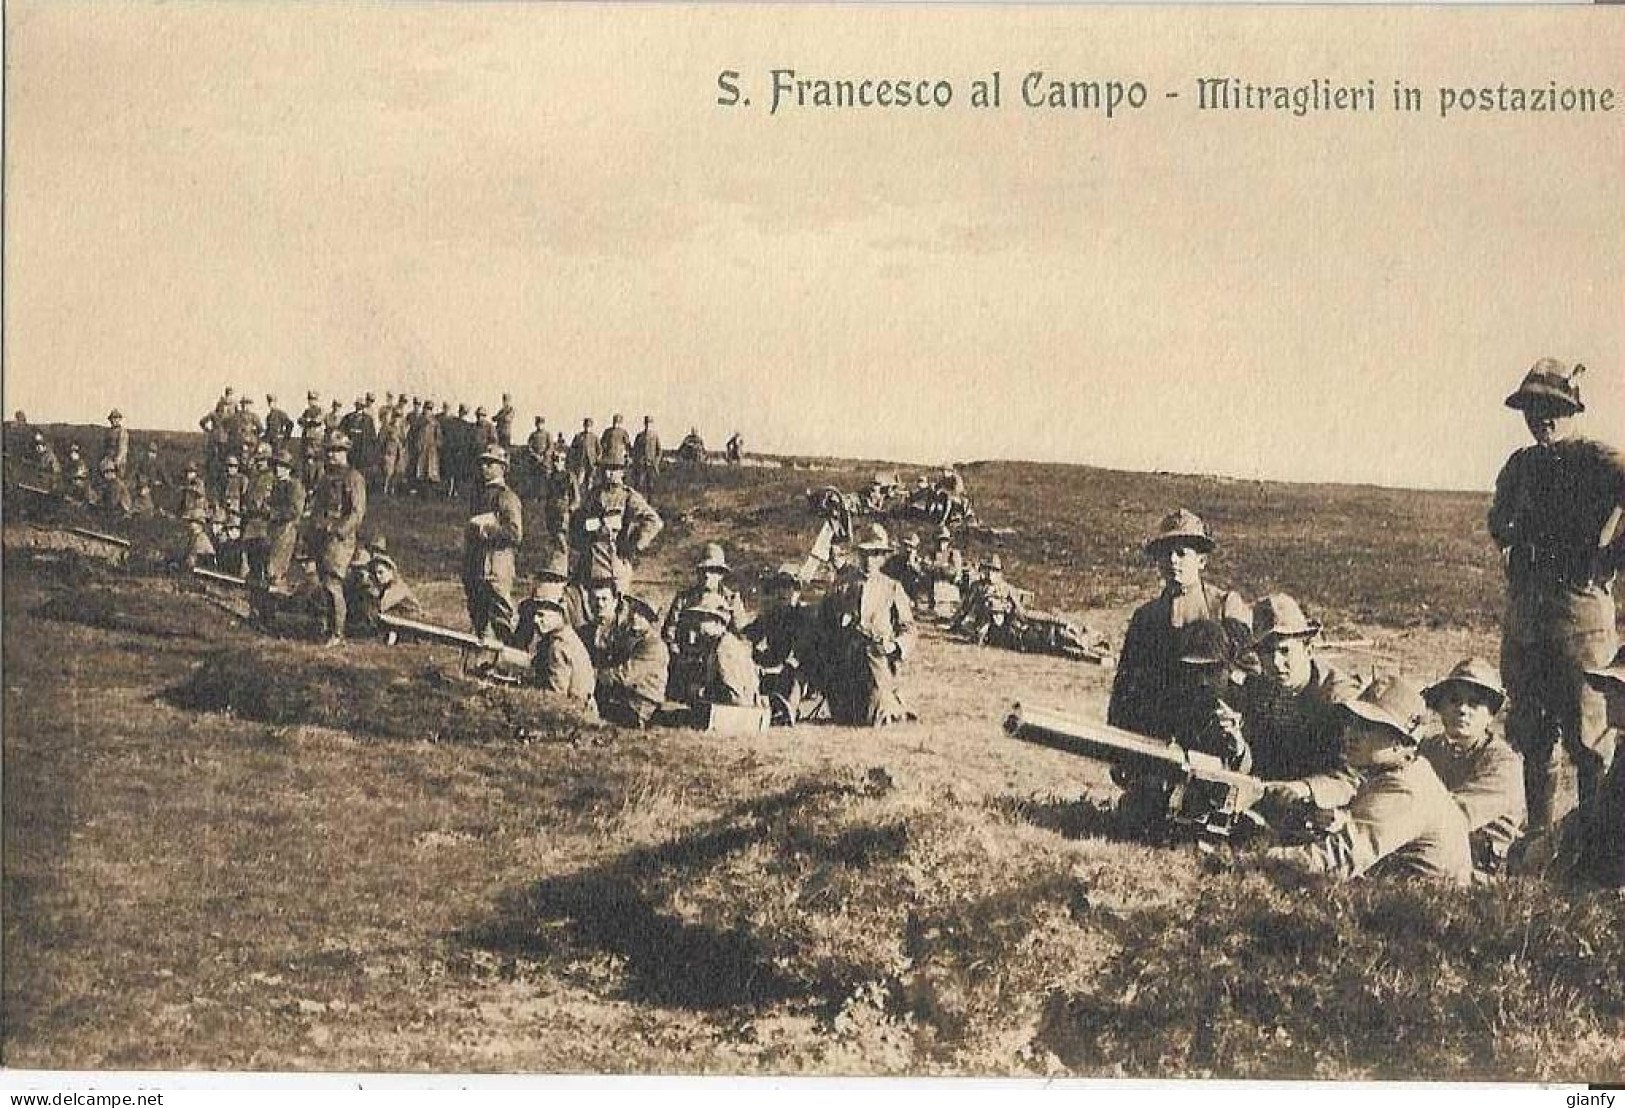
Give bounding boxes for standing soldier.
[228,397,261,465]
[324,398,344,434]
[632,415,663,494]
[299,391,325,440]
[600,414,633,473]
[264,394,294,449]
[340,398,376,481]
[305,434,367,646]
[1489,358,1625,829]
[495,393,516,450]
[411,400,442,494]
[240,446,278,591]
[463,446,523,645]
[443,404,472,500]
[199,392,232,497]
[472,406,499,452]
[524,416,553,498]
[541,450,578,566]
[1109,509,1253,740]
[101,409,130,478]
[377,406,407,497]
[725,431,744,466]
[569,417,601,491]
[262,448,307,597]
[571,450,662,590]
[819,523,917,726]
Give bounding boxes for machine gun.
[375,612,534,684]
[1004,703,1265,839]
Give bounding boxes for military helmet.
[1342,676,1429,745]
[1144,508,1216,556]
[1505,357,1585,414]
[1422,657,1507,715]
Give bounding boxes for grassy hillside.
[4,430,1618,1078]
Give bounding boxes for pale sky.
[5,2,1623,490]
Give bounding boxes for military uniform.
[240,465,278,585]
[306,453,367,639]
[1240,660,1365,807]
[1111,582,1252,739]
[596,621,672,727]
[533,623,597,709]
[1419,732,1526,873]
[1490,430,1624,825]
[263,468,307,585]
[820,552,917,726]
[264,403,294,447]
[377,416,406,495]
[100,420,129,477]
[744,599,820,723]
[949,571,1026,646]
[693,631,761,708]
[463,471,523,643]
[568,426,600,486]
[572,482,662,586]
[631,423,662,492]
[494,402,516,449]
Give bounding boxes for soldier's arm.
[1487,455,1523,549]
[540,640,573,695]
[629,495,663,552]
[492,490,524,547]
[891,585,917,660]
[1448,742,1527,838]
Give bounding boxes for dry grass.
[3,438,1620,1077]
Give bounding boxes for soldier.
[949,554,1026,647]
[199,392,232,494]
[304,434,367,646]
[129,441,168,490]
[178,462,210,520]
[262,448,307,595]
[679,426,707,465]
[1239,594,1365,822]
[324,398,344,433]
[5,410,28,459]
[673,594,760,709]
[178,506,216,571]
[340,398,376,478]
[130,477,157,517]
[801,486,856,584]
[472,406,499,453]
[1265,677,1474,885]
[575,577,630,669]
[1115,620,1251,838]
[218,454,249,520]
[819,523,917,726]
[568,417,600,490]
[411,400,442,494]
[631,415,662,493]
[1489,358,1625,829]
[298,391,325,439]
[1109,509,1253,740]
[744,564,822,724]
[101,409,130,478]
[1419,658,1526,876]
[664,543,749,642]
[229,397,262,465]
[301,434,325,491]
[525,595,597,710]
[664,542,749,698]
[377,406,406,496]
[349,551,426,635]
[571,452,662,589]
[62,444,91,500]
[240,446,279,591]
[1569,652,1625,886]
[725,431,744,466]
[24,432,60,488]
[495,393,516,450]
[524,416,553,498]
[595,593,671,729]
[883,533,929,606]
[88,456,132,516]
[264,395,293,448]
[600,414,633,473]
[442,403,471,500]
[463,446,523,645]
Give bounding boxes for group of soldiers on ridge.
[5,357,1621,886]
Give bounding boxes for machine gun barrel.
[1003,702,1263,796]
[377,613,532,673]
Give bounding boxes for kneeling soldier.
[1419,658,1526,875]
[1266,677,1473,884]
[676,594,760,710]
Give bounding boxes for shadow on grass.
[465,776,898,1012]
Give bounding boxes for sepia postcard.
[2,0,1623,1098]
